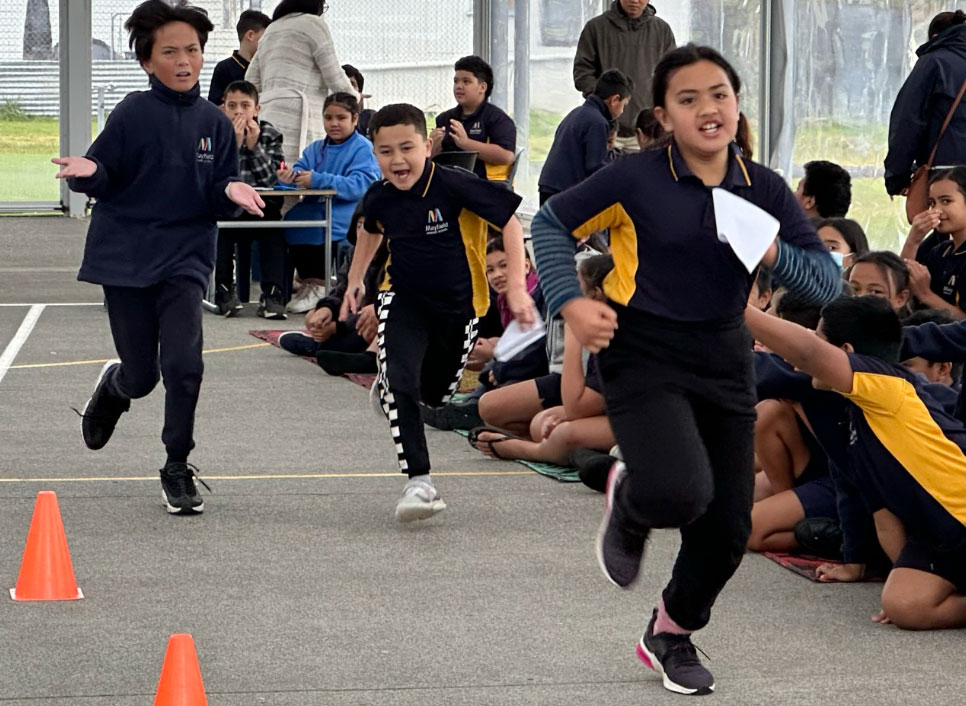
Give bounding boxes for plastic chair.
[433,150,479,172]
[502,147,526,191]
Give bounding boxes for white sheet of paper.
[494,318,547,362]
[711,188,780,273]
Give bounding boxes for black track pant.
[102,276,205,462]
[598,304,756,632]
[374,291,478,477]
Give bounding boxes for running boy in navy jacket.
[538,69,633,205]
[53,0,265,515]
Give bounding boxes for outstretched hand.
[227,181,265,217]
[52,156,97,179]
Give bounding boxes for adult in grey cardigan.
[246,0,357,164]
[573,1,675,145]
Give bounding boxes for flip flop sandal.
[467,425,527,459]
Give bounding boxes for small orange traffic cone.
[9,491,83,601]
[153,634,208,706]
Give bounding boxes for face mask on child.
[829,251,844,268]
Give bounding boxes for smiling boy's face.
[142,21,203,92]
[371,123,431,191]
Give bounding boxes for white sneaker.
[395,477,447,522]
[285,283,326,314]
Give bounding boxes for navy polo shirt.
[549,142,828,322]
[436,101,516,181]
[916,235,966,312]
[208,51,249,105]
[362,160,522,318]
[840,353,966,552]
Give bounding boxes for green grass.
[0,116,97,202]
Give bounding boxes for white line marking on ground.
[0,302,101,307]
[0,304,45,385]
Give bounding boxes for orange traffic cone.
[9,491,83,601]
[153,634,208,706]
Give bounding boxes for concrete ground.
[0,216,963,705]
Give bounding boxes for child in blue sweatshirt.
[277,92,381,313]
[53,0,264,516]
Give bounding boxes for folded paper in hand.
[494,318,546,362]
[711,188,780,273]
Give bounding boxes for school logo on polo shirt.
[468,121,483,137]
[944,275,958,298]
[426,208,448,235]
[196,137,214,163]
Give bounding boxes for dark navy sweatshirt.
[902,320,966,423]
[69,75,240,289]
[537,94,613,196]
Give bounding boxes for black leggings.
[598,304,756,632]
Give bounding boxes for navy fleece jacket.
[538,94,613,196]
[68,75,240,289]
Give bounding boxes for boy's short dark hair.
[369,104,427,139]
[902,308,964,379]
[775,288,823,330]
[236,9,270,41]
[342,64,365,92]
[454,55,494,99]
[802,160,852,218]
[125,0,213,64]
[593,69,634,101]
[820,295,902,364]
[223,80,258,104]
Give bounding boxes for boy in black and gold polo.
[341,103,534,522]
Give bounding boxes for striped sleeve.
[771,240,843,305]
[531,202,582,317]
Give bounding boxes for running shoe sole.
[395,496,446,522]
[636,639,715,696]
[161,489,204,515]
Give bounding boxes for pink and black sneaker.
[637,609,714,696]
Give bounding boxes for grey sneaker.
[395,477,446,522]
[595,461,648,587]
[637,609,714,696]
[257,287,287,320]
[215,284,243,318]
[159,462,210,515]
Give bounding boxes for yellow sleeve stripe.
[572,202,639,306]
[458,209,491,317]
[847,372,966,526]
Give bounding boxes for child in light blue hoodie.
[278,92,381,313]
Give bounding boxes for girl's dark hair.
[125,0,213,63]
[929,166,966,198]
[486,235,505,255]
[635,108,666,141]
[324,92,360,116]
[815,217,870,258]
[273,0,326,20]
[346,202,365,245]
[735,112,753,160]
[929,10,966,39]
[652,44,741,109]
[578,254,615,291]
[454,55,494,99]
[850,250,910,294]
[820,296,902,364]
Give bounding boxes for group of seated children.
[742,160,966,629]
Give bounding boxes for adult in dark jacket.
[572,0,675,150]
[884,11,966,196]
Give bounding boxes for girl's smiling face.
[848,262,910,311]
[928,178,966,237]
[653,60,740,163]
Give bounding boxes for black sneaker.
[570,448,617,493]
[257,286,287,320]
[214,284,243,318]
[278,331,321,357]
[315,350,378,376]
[793,516,843,559]
[637,609,714,696]
[424,400,483,430]
[77,360,130,450]
[159,462,210,515]
[595,462,647,588]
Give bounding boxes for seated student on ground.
[847,251,911,314]
[747,296,966,630]
[208,9,270,105]
[902,167,966,321]
[794,159,852,220]
[422,236,546,431]
[537,69,633,206]
[470,255,616,466]
[748,266,773,310]
[278,205,388,373]
[634,108,667,151]
[277,92,381,314]
[430,55,516,182]
[342,63,375,139]
[816,217,869,271]
[902,309,963,414]
[214,80,287,319]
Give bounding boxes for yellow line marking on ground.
[9,342,271,370]
[0,470,533,483]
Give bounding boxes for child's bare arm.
[561,326,605,419]
[744,305,854,393]
[873,508,907,563]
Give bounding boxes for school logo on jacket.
[426,208,448,235]
[196,137,214,163]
